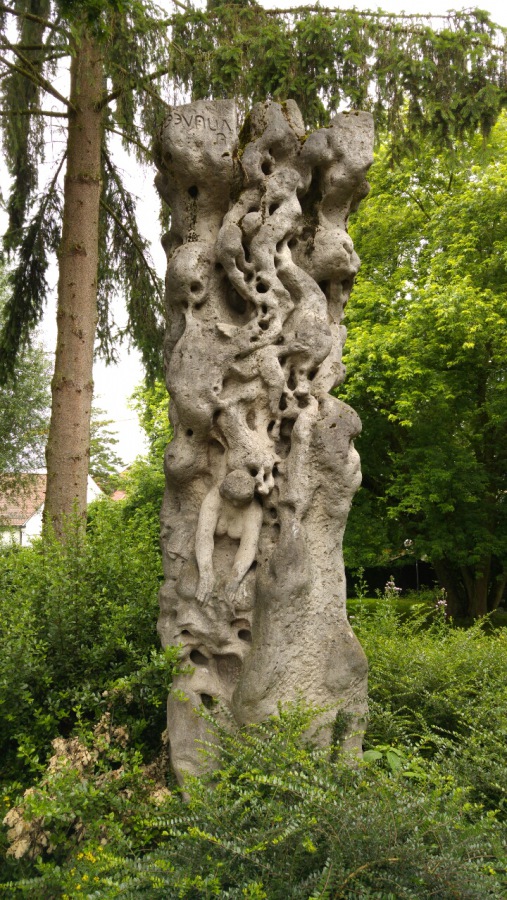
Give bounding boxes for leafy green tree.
[342,115,507,618]
[89,408,124,492]
[1,3,506,538]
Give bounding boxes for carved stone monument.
[154,99,373,784]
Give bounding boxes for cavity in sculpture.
[154,100,373,784]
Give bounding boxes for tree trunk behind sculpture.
[154,100,373,784]
[44,33,102,537]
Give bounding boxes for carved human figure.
[196,469,263,608]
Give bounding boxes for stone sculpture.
[154,99,373,784]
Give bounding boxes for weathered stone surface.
[154,99,373,784]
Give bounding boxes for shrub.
[1,705,505,898]
[0,501,175,787]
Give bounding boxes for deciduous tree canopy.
[342,114,507,618]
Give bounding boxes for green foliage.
[2,696,506,897]
[170,5,507,144]
[0,271,51,472]
[342,113,507,616]
[0,499,172,786]
[89,407,124,492]
[117,379,172,520]
[1,603,506,897]
[357,602,507,820]
[0,0,166,381]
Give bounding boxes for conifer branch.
[0,37,75,111]
[105,125,151,156]
[0,3,70,36]
[0,108,69,117]
[98,65,173,111]
[99,197,163,301]
[0,52,74,111]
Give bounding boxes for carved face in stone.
[219,469,256,506]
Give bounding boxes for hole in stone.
[190,650,209,666]
[249,560,258,571]
[242,240,251,263]
[188,185,199,199]
[250,335,259,342]
[200,693,214,709]
[287,369,296,391]
[279,394,288,411]
[181,629,192,637]
[209,438,225,455]
[273,522,281,537]
[194,301,204,310]
[276,240,284,253]
[269,507,277,518]
[225,285,248,316]
[248,205,259,214]
[238,629,252,642]
[276,335,285,345]
[249,467,258,477]
[269,203,279,215]
[259,320,269,331]
[288,237,298,249]
[163,151,173,164]
[280,418,295,440]
[308,369,317,381]
[246,409,256,430]
[342,278,354,293]
[319,280,330,298]
[273,463,279,476]
[182,300,189,309]
[191,281,201,293]
[298,396,310,408]
[261,160,272,176]
[256,283,268,294]
[217,654,242,681]
[215,261,224,272]
[222,151,231,157]
[330,422,337,429]
[212,410,220,425]
[186,428,193,437]
[279,354,287,366]
[261,303,268,314]
[267,420,275,433]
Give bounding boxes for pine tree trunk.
[44,32,103,537]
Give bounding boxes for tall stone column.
[154,100,373,784]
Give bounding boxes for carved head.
[219,469,256,506]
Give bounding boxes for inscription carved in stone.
[154,99,373,784]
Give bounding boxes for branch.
[99,196,163,301]
[0,3,70,36]
[0,107,68,117]
[98,64,173,111]
[0,37,75,110]
[105,125,151,156]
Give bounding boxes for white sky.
[3,0,507,466]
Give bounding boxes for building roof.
[0,473,104,528]
[0,474,47,527]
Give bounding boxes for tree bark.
[44,31,103,537]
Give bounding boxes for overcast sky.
[3,1,507,466]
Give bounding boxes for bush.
[0,500,175,787]
[357,594,507,818]
[1,705,505,898]
[1,560,506,897]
